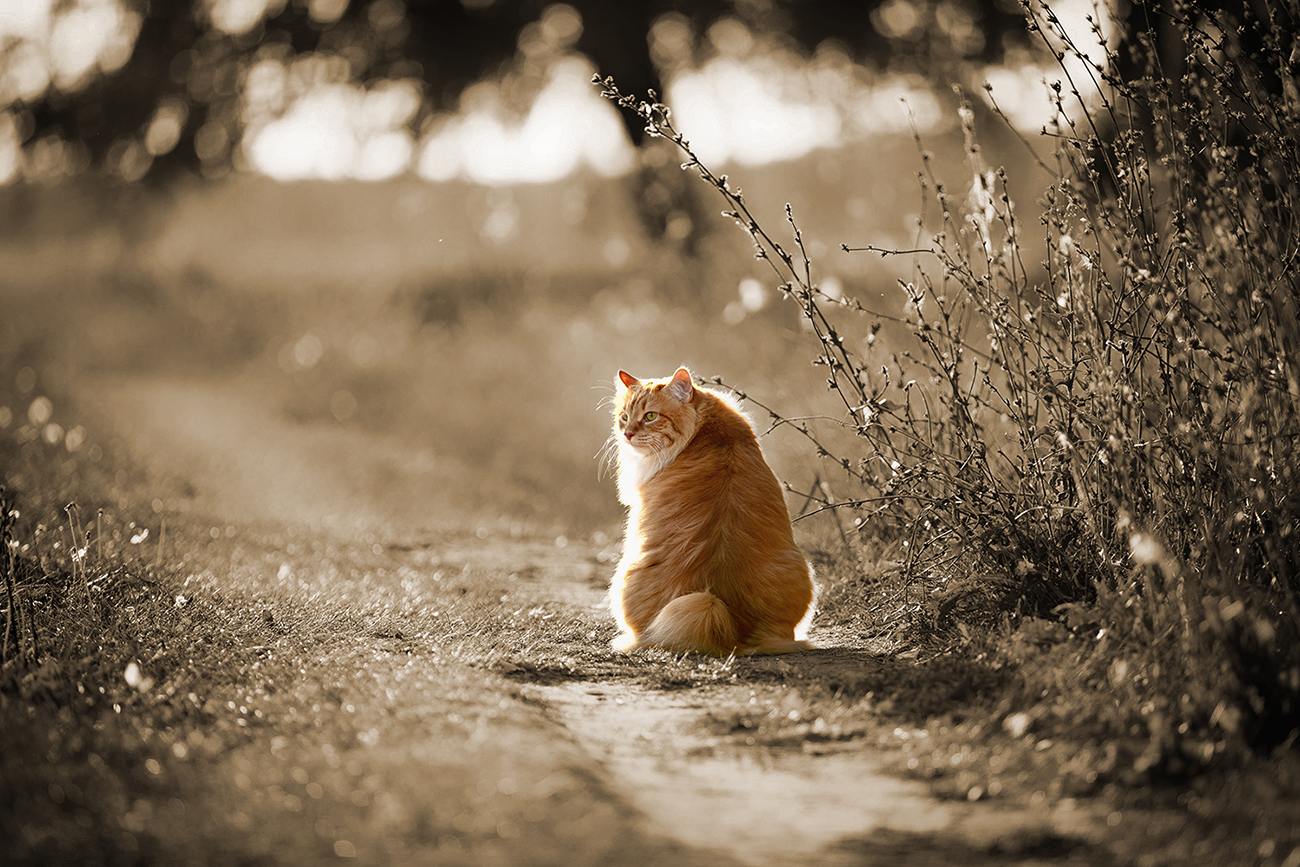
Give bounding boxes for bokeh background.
[0,0,1107,538]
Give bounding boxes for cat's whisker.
[596,435,621,479]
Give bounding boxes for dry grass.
[599,0,1300,777]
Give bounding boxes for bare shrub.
[599,0,1300,763]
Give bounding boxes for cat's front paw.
[611,631,640,653]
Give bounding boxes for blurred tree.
[4,0,1037,182]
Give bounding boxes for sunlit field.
[1,120,1025,537]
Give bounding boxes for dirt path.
[529,679,948,865]
[72,374,1120,865]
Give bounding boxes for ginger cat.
[607,367,814,656]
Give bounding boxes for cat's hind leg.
[741,631,815,655]
[611,631,639,652]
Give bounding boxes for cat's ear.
[617,370,640,390]
[665,367,694,403]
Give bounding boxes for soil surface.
[14,371,1191,866]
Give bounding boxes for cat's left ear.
[617,370,640,391]
[665,367,694,403]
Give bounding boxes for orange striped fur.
[608,367,815,656]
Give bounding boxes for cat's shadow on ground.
[737,645,892,675]
[731,646,904,694]
[499,643,1007,724]
[734,645,1010,717]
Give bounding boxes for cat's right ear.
[617,370,640,390]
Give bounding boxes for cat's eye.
[619,412,628,423]
[643,412,658,422]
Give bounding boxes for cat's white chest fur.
[616,441,679,505]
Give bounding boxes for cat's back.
[645,387,754,480]
[642,388,791,535]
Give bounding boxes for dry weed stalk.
[598,0,1300,760]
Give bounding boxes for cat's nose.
[624,430,635,440]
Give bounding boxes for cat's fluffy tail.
[632,591,739,656]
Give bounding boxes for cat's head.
[614,367,698,457]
